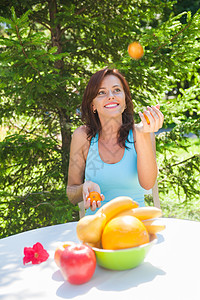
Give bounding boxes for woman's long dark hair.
[81,68,134,148]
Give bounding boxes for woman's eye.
[98,90,105,95]
[114,88,121,92]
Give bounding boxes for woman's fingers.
[149,105,164,129]
[147,106,160,130]
[139,111,148,124]
[84,193,91,209]
[89,193,104,211]
[90,200,97,211]
[83,182,91,209]
[139,104,164,132]
[83,181,104,211]
[101,194,105,201]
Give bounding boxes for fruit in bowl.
[76,197,165,270]
[93,215,155,270]
[102,215,149,250]
[92,234,157,270]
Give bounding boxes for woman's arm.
[134,105,164,190]
[67,126,89,204]
[134,130,157,190]
[67,126,104,210]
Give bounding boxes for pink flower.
[23,242,49,265]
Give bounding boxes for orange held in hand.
[101,215,149,250]
[87,191,102,206]
[143,113,150,124]
[128,41,144,60]
[143,104,160,125]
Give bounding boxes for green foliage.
[0,0,200,237]
[0,128,79,238]
[158,135,200,200]
[0,189,79,238]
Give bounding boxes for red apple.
[54,241,75,267]
[59,243,96,285]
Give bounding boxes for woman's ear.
[92,104,97,113]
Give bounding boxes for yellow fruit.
[142,219,166,234]
[101,215,149,250]
[86,240,102,249]
[76,197,139,245]
[97,196,139,223]
[116,206,162,220]
[76,212,106,243]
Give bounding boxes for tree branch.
[153,22,191,55]
[60,7,87,34]
[33,18,51,30]
[15,25,41,77]
[167,154,199,168]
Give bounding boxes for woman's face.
[92,75,126,120]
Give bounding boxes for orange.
[87,191,102,206]
[128,41,144,60]
[143,113,150,124]
[101,215,149,250]
[143,104,160,125]
[54,241,75,267]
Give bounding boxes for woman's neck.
[99,117,122,143]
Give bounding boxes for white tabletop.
[0,218,200,300]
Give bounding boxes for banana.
[76,197,138,244]
[96,196,139,223]
[115,206,162,220]
[142,218,166,234]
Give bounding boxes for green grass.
[158,137,200,221]
[161,190,200,221]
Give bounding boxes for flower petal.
[23,247,35,265]
[23,242,49,265]
[33,242,44,252]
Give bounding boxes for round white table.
[0,218,199,300]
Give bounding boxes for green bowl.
[92,235,157,270]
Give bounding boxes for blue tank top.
[85,129,146,215]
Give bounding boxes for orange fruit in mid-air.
[54,241,75,267]
[101,215,149,250]
[87,191,102,206]
[128,41,144,60]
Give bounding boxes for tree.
[0,0,199,237]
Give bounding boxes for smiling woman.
[81,68,134,148]
[92,75,126,120]
[66,68,164,216]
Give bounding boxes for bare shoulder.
[71,126,90,160]
[72,125,88,143]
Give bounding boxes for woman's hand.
[137,104,164,133]
[83,181,105,211]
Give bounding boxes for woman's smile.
[104,102,119,109]
[92,75,126,117]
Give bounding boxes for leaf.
[48,46,58,54]
[187,11,192,22]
